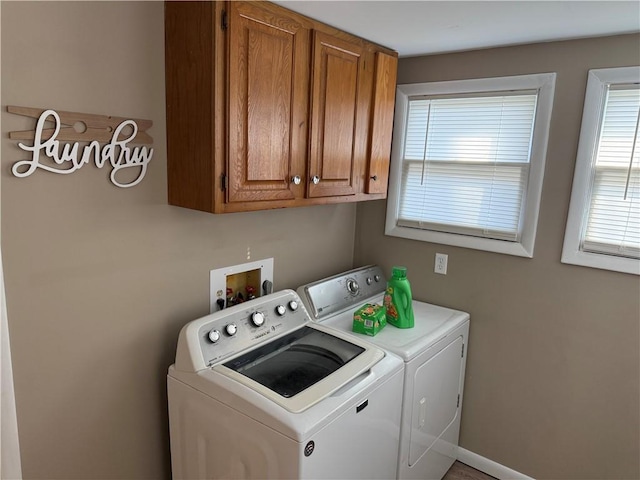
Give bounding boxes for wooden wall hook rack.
[7,105,153,144]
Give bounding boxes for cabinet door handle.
[311,175,320,185]
[291,175,301,185]
[370,175,378,181]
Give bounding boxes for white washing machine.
[168,289,404,479]
[298,265,470,480]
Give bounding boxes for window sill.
[385,223,534,258]
[561,249,640,275]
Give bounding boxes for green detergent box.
[352,303,387,336]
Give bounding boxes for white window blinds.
[582,85,640,258]
[398,92,538,241]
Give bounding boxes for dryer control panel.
[297,265,387,321]
[174,290,310,372]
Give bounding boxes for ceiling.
[272,1,640,57]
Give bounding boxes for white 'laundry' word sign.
[11,109,154,188]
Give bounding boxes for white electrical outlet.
[435,253,448,275]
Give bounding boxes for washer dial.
[208,329,221,343]
[225,323,237,336]
[251,311,265,327]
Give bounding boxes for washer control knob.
[288,300,299,311]
[275,305,286,316]
[208,329,221,343]
[251,312,265,327]
[366,277,372,285]
[225,323,237,336]
[346,279,359,294]
[374,274,381,282]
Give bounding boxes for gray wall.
[2,2,639,479]
[1,2,356,478]
[355,34,640,479]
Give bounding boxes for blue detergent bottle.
[383,266,415,329]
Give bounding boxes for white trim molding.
[385,72,556,258]
[561,66,640,275]
[458,448,535,480]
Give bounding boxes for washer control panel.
[196,290,309,367]
[297,265,387,320]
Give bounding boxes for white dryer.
[168,289,404,479]
[298,265,470,480]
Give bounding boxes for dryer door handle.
[419,397,427,428]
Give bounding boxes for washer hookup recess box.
[209,258,274,313]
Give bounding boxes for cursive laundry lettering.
[12,109,153,188]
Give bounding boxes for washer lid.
[223,326,365,398]
[214,323,385,413]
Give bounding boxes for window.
[386,73,556,257]
[562,66,640,275]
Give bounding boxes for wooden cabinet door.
[308,31,364,198]
[366,52,398,194]
[227,2,309,204]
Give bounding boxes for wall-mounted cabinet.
[165,1,398,214]
[308,31,363,199]
[226,1,308,204]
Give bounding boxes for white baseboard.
[457,448,535,480]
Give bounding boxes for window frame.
[561,66,640,275]
[385,73,557,257]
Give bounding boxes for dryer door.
[409,335,464,466]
